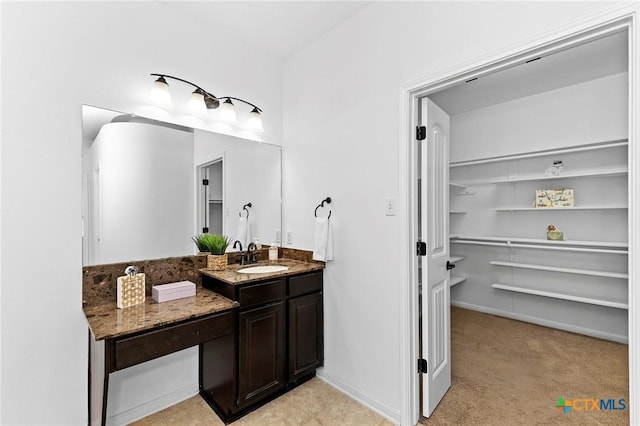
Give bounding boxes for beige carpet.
[423,307,629,425]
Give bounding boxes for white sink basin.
[237,265,290,274]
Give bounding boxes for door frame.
[196,156,225,235]
[399,5,640,425]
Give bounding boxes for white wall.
[1,2,282,425]
[281,1,623,422]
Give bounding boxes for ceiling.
[84,2,373,142]
[429,30,629,115]
[159,1,373,59]
[85,5,628,139]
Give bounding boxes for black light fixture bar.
[150,73,262,112]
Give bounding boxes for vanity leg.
[88,331,107,426]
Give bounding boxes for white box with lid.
[152,280,196,303]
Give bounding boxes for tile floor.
[131,377,393,426]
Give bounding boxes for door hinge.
[202,227,209,233]
[418,358,428,373]
[416,241,427,256]
[202,179,209,186]
[447,260,456,270]
[416,126,427,141]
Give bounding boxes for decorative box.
[117,273,146,309]
[152,281,196,303]
[547,231,565,240]
[535,189,574,208]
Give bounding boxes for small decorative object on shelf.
[535,188,574,207]
[546,224,566,241]
[545,160,564,177]
[117,266,146,309]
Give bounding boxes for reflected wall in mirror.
[82,105,282,266]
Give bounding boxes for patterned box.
[117,273,146,309]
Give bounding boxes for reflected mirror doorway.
[198,159,224,235]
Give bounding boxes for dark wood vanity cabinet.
[238,301,285,408]
[288,292,323,381]
[287,272,324,383]
[200,269,323,422]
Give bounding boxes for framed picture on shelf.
[535,189,574,208]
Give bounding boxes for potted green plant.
[192,234,212,255]
[193,234,231,270]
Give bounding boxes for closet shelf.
[449,139,627,168]
[450,256,465,263]
[451,275,467,287]
[491,283,628,310]
[494,206,627,212]
[490,261,628,279]
[451,234,628,250]
[209,199,223,204]
[449,182,475,195]
[490,169,628,184]
[450,211,467,214]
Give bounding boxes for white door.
[420,97,451,417]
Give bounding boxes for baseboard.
[316,369,400,425]
[106,382,198,426]
[451,301,628,344]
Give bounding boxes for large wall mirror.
[82,105,282,266]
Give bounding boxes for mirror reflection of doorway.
[198,159,224,235]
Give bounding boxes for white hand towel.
[235,217,252,248]
[313,217,333,261]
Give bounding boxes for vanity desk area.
[83,253,324,426]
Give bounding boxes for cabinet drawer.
[238,279,285,308]
[288,272,323,297]
[114,311,233,371]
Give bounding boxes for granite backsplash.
[83,247,323,307]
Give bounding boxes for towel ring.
[314,197,332,219]
[239,202,252,218]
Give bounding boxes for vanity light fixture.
[219,98,237,123]
[149,73,263,132]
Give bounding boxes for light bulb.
[247,107,264,132]
[149,76,172,108]
[219,98,237,123]
[188,89,207,116]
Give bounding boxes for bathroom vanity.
[199,259,324,423]
[83,255,324,425]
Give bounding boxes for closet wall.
[447,71,629,343]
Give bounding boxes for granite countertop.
[84,286,238,341]
[200,258,324,285]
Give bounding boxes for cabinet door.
[238,302,285,408]
[288,292,323,382]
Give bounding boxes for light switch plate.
[385,197,396,216]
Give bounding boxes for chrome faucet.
[242,242,257,265]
